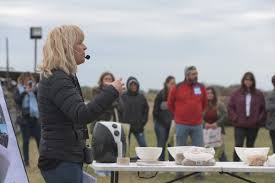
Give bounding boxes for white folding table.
[91,161,275,183]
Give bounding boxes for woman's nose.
[83,44,87,50]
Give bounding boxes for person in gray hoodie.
[266,75,275,153]
[120,76,149,147]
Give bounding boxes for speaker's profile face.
[74,42,87,65]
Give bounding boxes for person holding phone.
[13,72,40,167]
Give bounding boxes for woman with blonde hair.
[37,25,124,183]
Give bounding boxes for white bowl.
[167,146,195,160]
[235,147,270,163]
[135,147,162,161]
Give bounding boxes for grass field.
[17,119,275,183]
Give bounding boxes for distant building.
[0,69,39,83]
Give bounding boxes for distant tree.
[147,89,158,102]
[81,86,93,101]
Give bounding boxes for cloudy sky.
[0,0,275,91]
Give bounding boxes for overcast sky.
[0,0,275,91]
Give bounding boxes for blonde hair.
[40,25,84,77]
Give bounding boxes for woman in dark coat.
[37,25,124,183]
[228,72,266,162]
[153,76,175,161]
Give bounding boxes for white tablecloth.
[91,161,275,173]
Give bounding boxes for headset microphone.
[85,55,90,60]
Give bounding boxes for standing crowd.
[13,67,275,166]
[88,66,274,163]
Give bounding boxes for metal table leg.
[115,172,119,183]
[219,172,256,183]
[164,172,200,183]
[110,171,119,183]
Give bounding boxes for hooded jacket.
[120,77,149,133]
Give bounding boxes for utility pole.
[5,38,10,88]
[30,27,42,73]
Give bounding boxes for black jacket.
[38,69,118,163]
[153,89,173,129]
[120,77,149,133]
[89,87,124,132]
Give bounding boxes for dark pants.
[41,162,83,183]
[129,131,147,147]
[20,117,41,166]
[233,127,259,161]
[154,122,172,161]
[219,151,228,162]
[269,130,275,153]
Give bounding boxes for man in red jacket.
[168,66,207,147]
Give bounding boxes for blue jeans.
[175,124,204,146]
[154,122,170,161]
[41,162,83,183]
[219,151,228,162]
[129,131,147,147]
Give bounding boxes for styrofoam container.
[167,146,195,160]
[189,147,215,155]
[184,152,214,162]
[135,147,162,161]
[266,154,275,166]
[167,146,215,160]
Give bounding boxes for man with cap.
[167,66,207,147]
[120,76,149,148]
